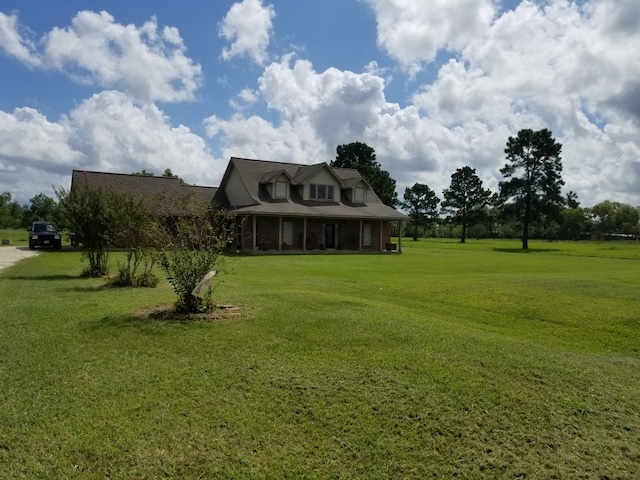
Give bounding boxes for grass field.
[0,228,29,246]
[1,238,639,478]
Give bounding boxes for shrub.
[160,196,236,313]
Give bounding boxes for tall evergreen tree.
[499,128,564,249]
[442,166,492,243]
[401,183,440,241]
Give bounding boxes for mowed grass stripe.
[1,239,639,478]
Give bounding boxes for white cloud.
[204,56,488,194]
[204,0,640,208]
[0,107,82,204]
[364,0,495,71]
[219,0,275,65]
[0,107,82,170]
[0,12,40,67]
[206,113,326,164]
[0,10,202,103]
[205,56,390,162]
[2,1,639,209]
[0,92,224,204]
[65,91,223,184]
[400,0,640,205]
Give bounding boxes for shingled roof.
[70,170,220,216]
[220,157,407,221]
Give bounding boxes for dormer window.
[274,181,287,199]
[354,186,366,203]
[310,184,334,201]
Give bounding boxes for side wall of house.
[225,168,254,207]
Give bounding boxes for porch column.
[303,218,307,251]
[278,217,283,252]
[379,220,383,252]
[359,219,363,251]
[252,215,257,252]
[398,221,403,254]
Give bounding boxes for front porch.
[235,216,403,254]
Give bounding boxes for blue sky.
[1,0,639,207]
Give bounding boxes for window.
[283,221,293,245]
[310,184,334,200]
[354,187,365,203]
[362,223,372,247]
[274,181,287,199]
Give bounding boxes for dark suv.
[29,221,62,250]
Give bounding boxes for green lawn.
[0,228,29,246]
[1,239,639,478]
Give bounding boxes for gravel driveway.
[0,247,39,273]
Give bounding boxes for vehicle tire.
[55,241,62,250]
[29,242,35,250]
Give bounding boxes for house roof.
[332,167,373,189]
[70,170,219,216]
[259,168,295,184]
[69,158,407,222]
[220,157,407,221]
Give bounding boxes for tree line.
[2,133,639,251]
[332,132,640,249]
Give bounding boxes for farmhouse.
[71,157,407,253]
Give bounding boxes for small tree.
[0,192,24,229]
[110,194,163,287]
[56,184,120,277]
[499,128,564,249]
[160,196,236,314]
[442,166,492,243]
[23,193,60,226]
[401,183,440,241]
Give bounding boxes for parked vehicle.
[28,221,62,250]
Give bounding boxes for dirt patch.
[134,304,242,322]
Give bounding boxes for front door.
[325,224,336,249]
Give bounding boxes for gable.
[263,172,291,199]
[224,165,255,207]
[303,167,341,201]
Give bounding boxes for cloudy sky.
[1,0,639,208]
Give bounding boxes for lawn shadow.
[4,274,78,281]
[78,314,176,336]
[15,246,81,254]
[67,284,110,292]
[493,247,562,254]
[86,305,243,332]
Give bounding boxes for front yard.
[1,239,639,478]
